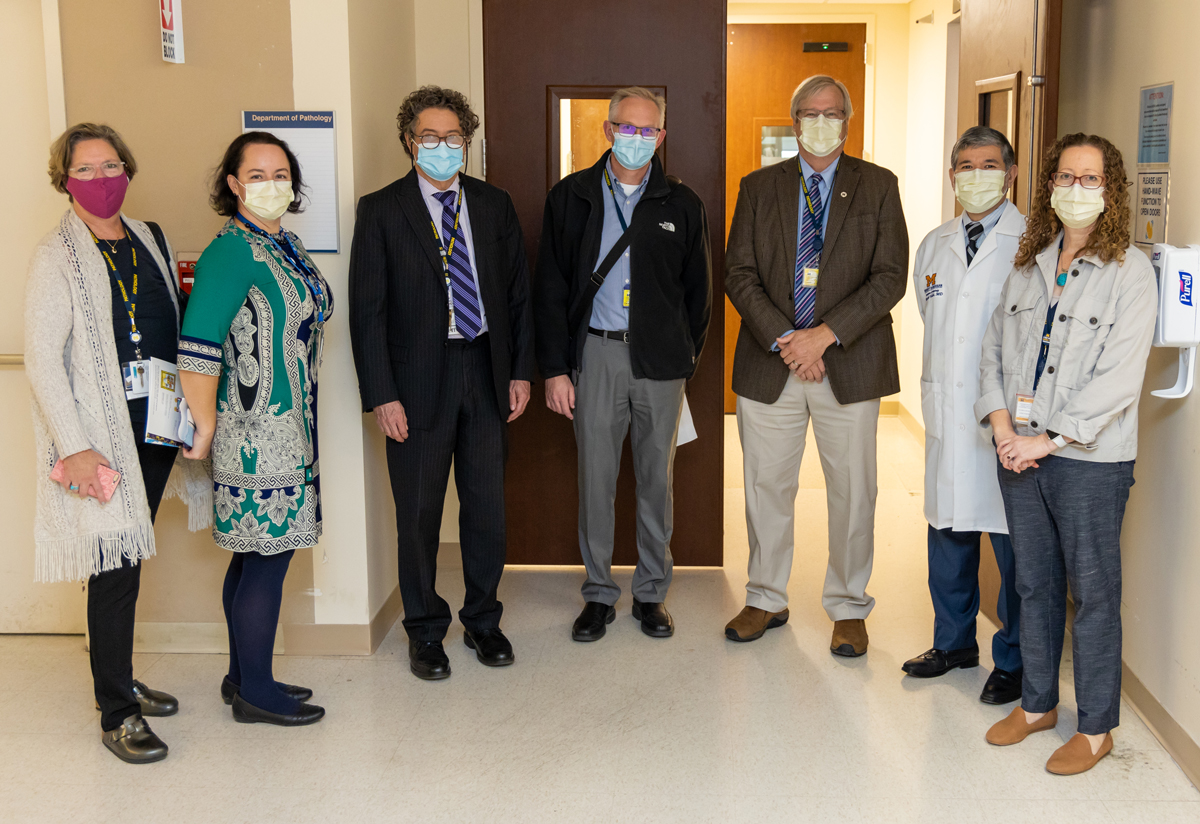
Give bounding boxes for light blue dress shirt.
[590,156,649,331]
[963,198,1008,249]
[776,156,841,348]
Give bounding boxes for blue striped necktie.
[794,173,823,329]
[434,189,482,340]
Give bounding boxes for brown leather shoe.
[986,706,1059,745]
[725,606,790,642]
[1046,732,1113,775]
[830,619,868,657]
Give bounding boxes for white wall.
[1058,0,1200,747]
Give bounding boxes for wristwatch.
[1046,430,1068,450]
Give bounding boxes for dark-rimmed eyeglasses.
[611,122,661,140]
[1052,172,1105,189]
[414,134,466,150]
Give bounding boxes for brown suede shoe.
[830,619,868,657]
[986,706,1059,745]
[1046,732,1113,775]
[725,606,790,642]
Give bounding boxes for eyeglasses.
[68,161,126,180]
[797,109,846,122]
[414,134,466,149]
[611,122,661,140]
[1052,172,1105,189]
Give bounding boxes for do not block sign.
[160,0,184,63]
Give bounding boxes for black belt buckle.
[620,331,629,344]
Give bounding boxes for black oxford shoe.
[131,680,178,717]
[632,599,674,638]
[409,639,451,681]
[463,628,515,666]
[102,714,168,764]
[220,675,313,705]
[980,667,1023,705]
[901,645,980,678]
[231,693,325,726]
[572,602,616,642]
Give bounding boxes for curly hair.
[1013,133,1131,269]
[209,131,306,217]
[395,85,480,160]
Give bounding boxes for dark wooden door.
[723,23,867,412]
[483,0,727,566]
[959,0,1062,623]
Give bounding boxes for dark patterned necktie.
[434,189,482,340]
[794,173,823,329]
[966,222,984,266]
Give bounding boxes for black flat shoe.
[632,598,674,638]
[220,675,313,706]
[901,645,979,678]
[231,693,325,726]
[409,639,451,681]
[572,602,616,642]
[463,628,515,666]
[101,713,168,764]
[131,680,178,717]
[980,667,1023,705]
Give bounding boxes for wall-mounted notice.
[1137,83,1173,165]
[1135,171,1169,246]
[242,111,339,253]
[160,0,184,63]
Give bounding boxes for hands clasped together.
[776,324,837,383]
[993,428,1054,474]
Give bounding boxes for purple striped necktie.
[434,189,482,340]
[794,173,823,329]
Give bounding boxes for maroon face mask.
[66,174,129,219]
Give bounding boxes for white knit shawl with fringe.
[24,209,212,583]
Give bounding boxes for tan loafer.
[830,619,868,657]
[1046,732,1113,775]
[725,606,789,642]
[986,706,1059,745]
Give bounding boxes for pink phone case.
[50,461,122,502]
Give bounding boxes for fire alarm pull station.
[1150,243,1200,398]
[177,254,199,295]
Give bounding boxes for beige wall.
[1059,0,1200,747]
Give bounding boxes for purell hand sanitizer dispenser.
[1151,243,1200,398]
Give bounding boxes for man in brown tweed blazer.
[723,75,908,656]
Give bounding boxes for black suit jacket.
[348,169,535,429]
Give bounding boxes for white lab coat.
[913,202,1026,534]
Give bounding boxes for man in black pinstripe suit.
[349,86,535,681]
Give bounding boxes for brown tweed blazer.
[726,154,908,405]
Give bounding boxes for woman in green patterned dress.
[179,132,330,726]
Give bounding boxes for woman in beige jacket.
[974,133,1157,775]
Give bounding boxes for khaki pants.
[736,375,879,620]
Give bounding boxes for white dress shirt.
[418,173,489,338]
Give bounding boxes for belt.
[588,327,629,343]
[446,332,489,347]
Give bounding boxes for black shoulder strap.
[144,221,185,308]
[568,220,644,334]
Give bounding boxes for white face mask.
[238,179,293,222]
[798,115,845,157]
[1050,183,1105,229]
[954,169,1008,214]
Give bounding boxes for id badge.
[122,360,151,400]
[623,287,631,308]
[802,267,819,288]
[1014,393,1034,427]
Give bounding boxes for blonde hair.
[608,87,666,128]
[790,75,854,120]
[48,123,137,195]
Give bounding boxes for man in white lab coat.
[903,126,1025,705]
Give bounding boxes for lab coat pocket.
[920,379,942,439]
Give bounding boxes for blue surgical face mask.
[611,133,657,171]
[415,142,464,182]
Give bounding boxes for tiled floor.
[1,417,1196,823]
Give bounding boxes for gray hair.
[608,87,666,128]
[790,75,854,120]
[950,126,1016,169]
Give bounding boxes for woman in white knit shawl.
[24,123,211,765]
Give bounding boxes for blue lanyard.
[1033,301,1057,393]
[237,215,326,323]
[603,167,631,233]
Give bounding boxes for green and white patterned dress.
[178,220,332,554]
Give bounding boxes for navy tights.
[222,549,297,714]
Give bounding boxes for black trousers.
[90,433,178,731]
[385,336,508,642]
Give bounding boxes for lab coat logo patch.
[924,273,943,300]
[1181,271,1193,307]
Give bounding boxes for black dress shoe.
[463,628,515,666]
[980,667,1023,705]
[220,675,313,706]
[409,639,451,681]
[231,693,325,726]
[901,645,980,678]
[101,713,169,764]
[572,602,616,642]
[632,598,674,638]
[130,680,178,717]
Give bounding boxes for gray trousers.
[998,454,1135,734]
[574,334,685,605]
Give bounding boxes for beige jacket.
[975,234,1158,463]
